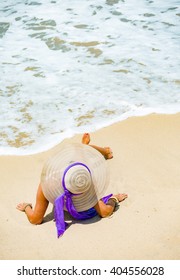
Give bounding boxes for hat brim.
[41,143,110,212]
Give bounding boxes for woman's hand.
[16,184,49,224]
[113,193,128,202]
[16,203,32,212]
[94,193,128,218]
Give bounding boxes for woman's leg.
[82,133,113,159]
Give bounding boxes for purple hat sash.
[54,162,112,237]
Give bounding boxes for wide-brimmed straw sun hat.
[41,143,110,212]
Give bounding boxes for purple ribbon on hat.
[54,162,112,238]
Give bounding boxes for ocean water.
[0,0,180,155]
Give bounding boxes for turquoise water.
[0,0,180,155]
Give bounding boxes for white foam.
[0,0,180,155]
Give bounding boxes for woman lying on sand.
[17,133,128,237]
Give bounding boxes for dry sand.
[0,113,180,260]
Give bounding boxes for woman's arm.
[16,184,49,224]
[94,193,128,218]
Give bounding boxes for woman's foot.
[82,133,90,144]
[104,147,113,160]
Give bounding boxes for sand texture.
[0,113,180,260]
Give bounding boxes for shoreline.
[1,110,180,156]
[0,113,180,260]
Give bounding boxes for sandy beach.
[0,113,180,260]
